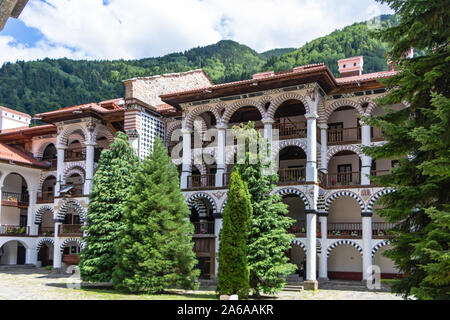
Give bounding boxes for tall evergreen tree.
[112,137,199,293]
[233,123,297,296]
[79,132,139,282]
[361,0,450,299]
[217,170,253,299]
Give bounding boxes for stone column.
[319,123,328,174]
[180,128,192,189]
[26,246,37,265]
[215,125,227,187]
[305,210,318,289]
[362,212,373,280]
[318,214,328,280]
[53,221,62,271]
[306,113,318,183]
[55,146,66,195]
[0,184,3,224]
[262,118,275,148]
[27,187,38,236]
[214,217,223,277]
[84,143,95,195]
[361,123,372,185]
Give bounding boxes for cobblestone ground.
[0,267,403,300]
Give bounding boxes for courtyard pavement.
[0,266,403,300]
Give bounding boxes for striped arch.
[372,240,391,258]
[323,99,365,122]
[67,132,86,146]
[221,99,266,124]
[35,141,56,159]
[358,97,377,116]
[327,144,363,162]
[59,238,84,253]
[317,193,326,214]
[275,187,311,210]
[327,240,363,257]
[292,239,307,252]
[165,121,182,146]
[57,124,90,147]
[35,238,54,252]
[186,192,217,215]
[266,92,310,120]
[92,124,114,144]
[292,239,322,254]
[39,172,56,190]
[63,162,86,179]
[56,199,86,223]
[219,198,228,213]
[366,188,396,212]
[184,105,221,130]
[34,205,54,225]
[258,95,273,112]
[325,190,365,212]
[271,139,307,163]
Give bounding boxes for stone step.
[283,285,304,292]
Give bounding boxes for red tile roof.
[0,143,49,168]
[335,70,397,84]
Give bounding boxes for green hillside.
[0,15,396,117]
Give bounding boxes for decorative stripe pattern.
[324,191,364,212]
[327,240,363,257]
[34,205,54,225]
[59,238,84,252]
[366,189,396,212]
[35,238,54,252]
[292,239,322,254]
[56,199,86,223]
[275,188,311,210]
[371,240,390,258]
[186,192,217,215]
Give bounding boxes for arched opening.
[370,193,396,238]
[94,136,108,162]
[63,172,84,197]
[37,241,54,267]
[327,106,361,144]
[328,244,363,280]
[282,194,307,236]
[274,99,307,140]
[38,208,54,236]
[59,206,82,237]
[327,150,361,186]
[1,173,29,235]
[327,196,362,238]
[38,175,56,203]
[191,112,217,150]
[228,106,262,129]
[61,240,81,266]
[288,243,306,279]
[278,146,307,184]
[65,135,85,162]
[0,240,27,265]
[373,245,399,279]
[42,143,57,169]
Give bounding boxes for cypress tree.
[79,132,139,282]
[217,170,253,299]
[234,122,297,296]
[112,137,199,293]
[361,0,450,299]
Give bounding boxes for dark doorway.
[17,245,26,265]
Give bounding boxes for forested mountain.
[0,15,396,117]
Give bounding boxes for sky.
[0,0,393,65]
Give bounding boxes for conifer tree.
[233,122,297,296]
[79,132,139,282]
[112,137,199,293]
[217,170,253,298]
[361,0,450,299]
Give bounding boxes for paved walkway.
[0,267,403,300]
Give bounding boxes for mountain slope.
[0,15,396,117]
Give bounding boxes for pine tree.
[112,137,199,294]
[217,170,253,299]
[361,0,450,299]
[79,132,139,282]
[233,122,297,296]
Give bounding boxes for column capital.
[305,209,317,215]
[261,117,275,125]
[318,123,328,130]
[216,123,228,130]
[361,211,373,217]
[181,128,193,134]
[305,113,319,120]
[56,145,67,150]
[317,211,328,217]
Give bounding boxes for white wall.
[328,245,362,272]
[328,154,360,174]
[328,108,358,128]
[0,241,17,264]
[373,246,398,274]
[0,206,21,225]
[328,196,361,223]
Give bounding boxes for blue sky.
[0,0,393,65]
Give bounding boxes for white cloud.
[0,0,393,65]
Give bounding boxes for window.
[338,164,352,183]
[19,215,27,228]
[328,122,343,143]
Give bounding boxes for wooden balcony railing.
[187,174,216,189]
[327,222,395,239]
[328,127,361,144]
[192,221,215,235]
[320,172,361,187]
[274,121,307,140]
[38,226,54,236]
[58,224,82,236]
[60,184,84,197]
[278,168,306,184]
[64,148,85,161]
[37,191,54,203]
[288,221,306,235]
[372,222,396,238]
[1,192,29,206]
[0,225,29,236]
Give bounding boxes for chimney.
[338,56,364,78]
[252,71,274,79]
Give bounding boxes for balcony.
[319,172,361,187]
[278,168,306,185]
[43,159,57,170]
[328,127,361,145]
[0,225,29,236]
[1,192,29,207]
[327,222,395,239]
[59,184,84,197]
[64,148,85,162]
[38,226,54,237]
[274,121,307,140]
[58,224,82,236]
[187,174,216,189]
[192,221,215,235]
[37,191,54,203]
[371,127,384,142]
